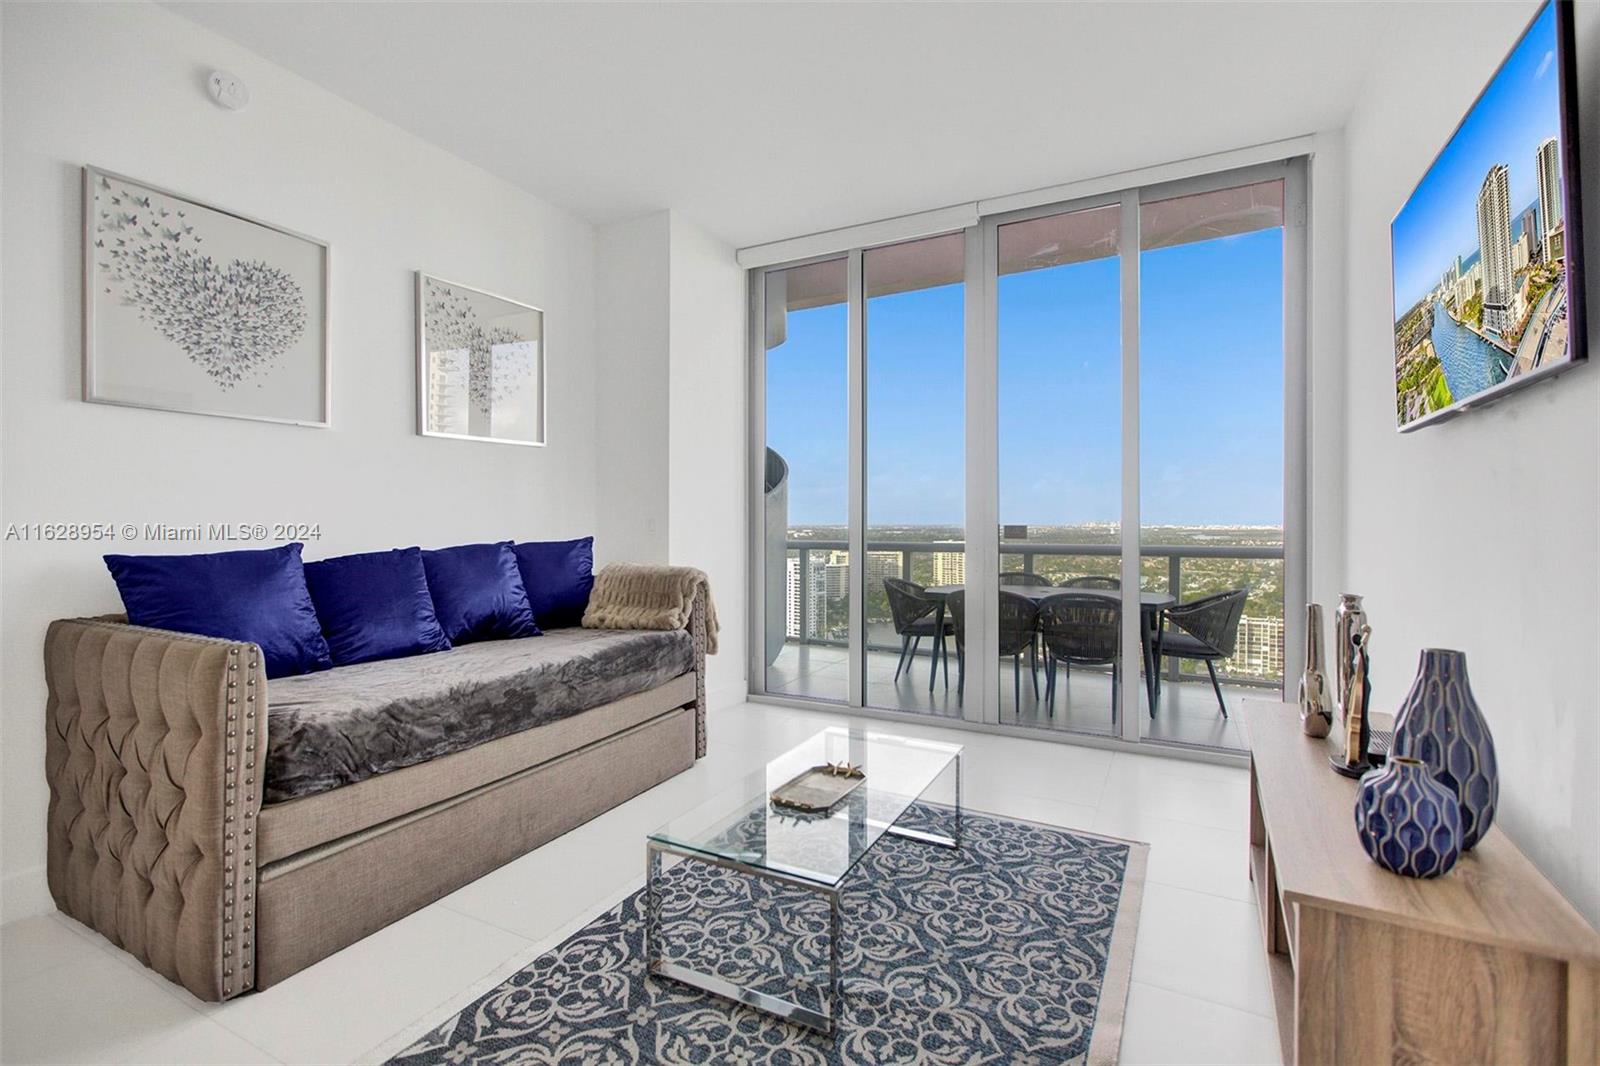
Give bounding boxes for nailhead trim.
[219,647,261,999]
[691,590,709,758]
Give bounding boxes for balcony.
[770,536,1284,751]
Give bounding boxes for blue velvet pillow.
[421,541,540,645]
[304,547,452,666]
[512,536,595,629]
[103,542,332,679]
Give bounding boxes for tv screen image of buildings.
[1391,2,1573,427]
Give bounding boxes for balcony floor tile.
[766,643,1261,751]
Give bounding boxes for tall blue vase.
[1391,648,1498,850]
[1353,757,1462,878]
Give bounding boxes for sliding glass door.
[863,233,966,717]
[750,158,1305,754]
[760,257,851,703]
[1138,177,1291,752]
[995,204,1123,736]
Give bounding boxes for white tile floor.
[0,700,1281,1065]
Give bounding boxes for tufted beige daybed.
[43,587,710,1002]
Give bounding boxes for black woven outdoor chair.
[1154,588,1249,717]
[1062,575,1121,589]
[999,572,1052,587]
[946,590,1039,709]
[883,577,952,688]
[1038,593,1121,721]
[999,572,1049,674]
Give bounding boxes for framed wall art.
[416,272,546,446]
[83,166,331,426]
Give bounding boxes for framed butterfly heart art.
[82,166,330,427]
[415,272,545,447]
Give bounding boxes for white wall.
[1306,134,1349,623]
[595,210,748,705]
[594,213,670,566]
[0,2,601,920]
[667,214,748,706]
[1341,2,1599,926]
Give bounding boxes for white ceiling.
[167,1,1390,248]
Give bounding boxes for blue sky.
[766,227,1285,527]
[1391,2,1562,314]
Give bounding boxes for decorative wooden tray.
[770,763,866,813]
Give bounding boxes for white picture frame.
[82,166,331,427]
[416,272,546,447]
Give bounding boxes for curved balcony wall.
[764,447,788,667]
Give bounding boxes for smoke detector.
[207,70,250,112]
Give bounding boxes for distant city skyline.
[766,227,1286,527]
[1391,2,1562,314]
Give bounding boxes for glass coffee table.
[645,727,963,1034]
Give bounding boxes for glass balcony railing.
[782,537,1285,687]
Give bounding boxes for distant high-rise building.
[823,553,849,598]
[865,552,901,585]
[1476,164,1513,335]
[1536,137,1563,262]
[814,551,847,636]
[1222,615,1285,682]
[1518,206,1541,264]
[932,551,966,586]
[426,348,470,435]
[785,555,802,638]
[783,551,840,639]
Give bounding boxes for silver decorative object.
[770,763,866,813]
[1297,603,1332,737]
[1333,593,1368,720]
[1330,623,1375,778]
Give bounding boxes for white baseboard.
[1,865,52,925]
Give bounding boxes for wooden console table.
[1241,699,1599,1065]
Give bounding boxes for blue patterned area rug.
[387,809,1146,1065]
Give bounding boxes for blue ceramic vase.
[1391,648,1498,849]
[1353,757,1462,878]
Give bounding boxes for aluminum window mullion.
[967,223,997,725]
[1282,160,1310,693]
[747,271,768,697]
[1118,190,1143,743]
[846,250,866,708]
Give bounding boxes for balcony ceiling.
[167,1,1389,249]
[779,181,1285,309]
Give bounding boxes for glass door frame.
[978,188,1128,730]
[1134,159,1309,738]
[747,157,1308,751]
[747,235,987,722]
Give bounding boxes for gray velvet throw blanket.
[582,563,719,654]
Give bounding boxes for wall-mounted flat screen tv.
[1390,0,1586,431]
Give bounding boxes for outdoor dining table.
[922,584,1178,711]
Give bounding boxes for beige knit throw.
[581,563,719,654]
